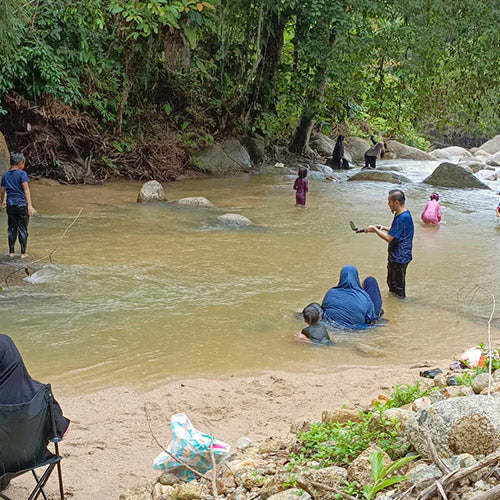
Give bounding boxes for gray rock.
[472,373,491,394]
[217,213,254,227]
[193,139,252,176]
[296,466,347,500]
[347,446,391,484]
[386,140,435,160]
[344,137,371,161]
[431,147,473,160]
[423,162,490,189]
[313,164,335,176]
[348,170,412,184]
[267,490,311,500]
[245,133,265,165]
[177,197,215,208]
[174,482,203,500]
[158,472,180,486]
[473,149,491,158]
[459,161,487,174]
[310,133,335,156]
[404,395,500,458]
[236,437,252,450]
[377,164,403,171]
[137,180,166,203]
[486,150,500,166]
[478,135,500,155]
[0,132,8,174]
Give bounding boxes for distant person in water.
[327,135,350,170]
[421,193,442,225]
[293,166,308,207]
[321,265,380,329]
[363,142,384,169]
[297,303,333,345]
[496,194,500,217]
[0,153,34,258]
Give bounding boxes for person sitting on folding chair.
[0,334,70,494]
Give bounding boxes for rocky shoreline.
[120,363,500,500]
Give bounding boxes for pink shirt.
[421,200,441,225]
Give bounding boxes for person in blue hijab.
[362,276,384,320]
[321,265,378,329]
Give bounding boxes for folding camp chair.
[0,384,64,500]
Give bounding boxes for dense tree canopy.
[0,0,499,156]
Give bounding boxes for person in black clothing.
[326,135,350,170]
[296,303,333,345]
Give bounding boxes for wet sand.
[7,363,439,499]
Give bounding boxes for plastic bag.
[153,413,231,481]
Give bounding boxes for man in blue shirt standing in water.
[1,153,34,258]
[365,189,414,298]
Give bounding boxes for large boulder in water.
[217,213,254,227]
[193,138,252,176]
[0,132,9,174]
[423,162,490,189]
[404,395,500,458]
[177,196,215,208]
[348,170,411,184]
[344,137,371,162]
[486,150,500,166]
[244,133,265,165]
[137,180,166,202]
[478,134,500,155]
[431,146,472,160]
[386,140,435,160]
[310,133,335,156]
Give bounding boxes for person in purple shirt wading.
[1,153,34,258]
[293,166,308,207]
[365,189,414,298]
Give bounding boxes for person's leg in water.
[17,206,29,258]
[6,205,18,257]
[363,154,377,170]
[386,261,407,298]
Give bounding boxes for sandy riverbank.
[6,362,442,499]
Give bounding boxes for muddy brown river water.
[1,160,499,391]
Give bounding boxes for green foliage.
[362,451,417,499]
[454,372,475,386]
[380,382,437,409]
[291,411,402,468]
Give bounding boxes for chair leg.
[29,464,56,500]
[56,461,64,499]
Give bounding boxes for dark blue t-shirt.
[388,210,414,264]
[1,169,29,206]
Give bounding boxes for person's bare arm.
[22,182,34,216]
[365,225,394,243]
[1,186,6,209]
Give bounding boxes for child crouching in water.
[293,166,308,207]
[421,192,442,225]
[297,303,333,345]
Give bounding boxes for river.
[1,160,499,392]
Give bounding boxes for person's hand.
[27,205,34,217]
[1,200,5,210]
[365,225,376,233]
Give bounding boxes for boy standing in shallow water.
[1,153,34,258]
[293,166,308,206]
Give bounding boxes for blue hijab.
[321,265,376,329]
[363,276,383,319]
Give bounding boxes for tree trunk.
[289,109,315,154]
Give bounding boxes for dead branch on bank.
[417,449,500,500]
[1,208,83,288]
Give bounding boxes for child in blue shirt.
[1,153,34,258]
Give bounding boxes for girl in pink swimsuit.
[421,193,442,225]
[293,166,309,206]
